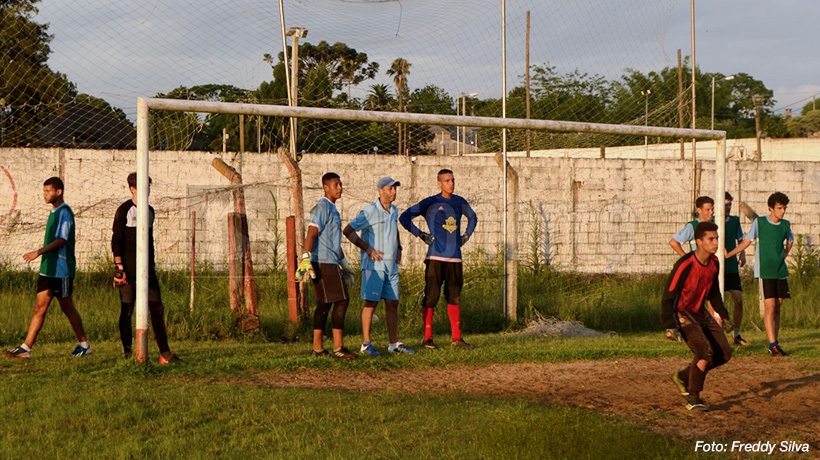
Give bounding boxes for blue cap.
[377,177,401,189]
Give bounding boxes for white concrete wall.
[1,146,818,274]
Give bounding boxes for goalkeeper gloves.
[459,233,471,247]
[340,259,355,286]
[665,328,682,342]
[113,264,127,288]
[419,232,435,246]
[296,254,315,282]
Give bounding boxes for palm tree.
[364,84,395,111]
[386,58,411,154]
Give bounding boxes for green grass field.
[2,266,818,458]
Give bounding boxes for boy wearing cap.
[296,172,357,360]
[399,168,477,349]
[343,177,415,356]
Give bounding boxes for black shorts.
[423,259,464,308]
[724,272,742,292]
[36,275,73,299]
[762,278,790,300]
[312,263,349,304]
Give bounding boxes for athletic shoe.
[159,353,188,365]
[732,335,749,346]
[3,346,31,359]
[310,349,329,358]
[671,370,689,398]
[768,344,789,357]
[685,397,709,411]
[360,342,380,357]
[331,347,357,360]
[123,347,133,358]
[450,339,476,349]
[70,344,91,357]
[422,338,438,350]
[387,343,416,354]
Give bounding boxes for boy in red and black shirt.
[661,221,733,411]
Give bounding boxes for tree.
[1,0,76,146]
[786,110,820,137]
[363,84,395,111]
[407,85,454,115]
[386,58,411,154]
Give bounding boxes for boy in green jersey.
[727,192,793,356]
[3,177,90,359]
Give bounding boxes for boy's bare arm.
[23,238,67,262]
[726,239,752,259]
[669,238,686,257]
[785,240,794,258]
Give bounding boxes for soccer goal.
[134,97,727,362]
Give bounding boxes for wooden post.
[239,114,245,175]
[278,146,309,320]
[677,49,685,160]
[286,216,299,324]
[190,211,195,312]
[495,152,518,322]
[228,212,244,311]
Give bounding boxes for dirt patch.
[213,357,820,448]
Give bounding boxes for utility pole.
[754,94,763,161]
[525,11,531,158]
[287,27,308,155]
[677,50,684,160]
[690,0,697,215]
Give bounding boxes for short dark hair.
[768,192,789,208]
[725,192,733,201]
[694,221,719,241]
[322,172,340,186]
[43,177,63,191]
[695,196,714,209]
[437,169,453,180]
[127,172,152,188]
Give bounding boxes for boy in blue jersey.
[727,192,794,356]
[4,177,90,359]
[344,177,415,356]
[297,172,357,360]
[400,169,477,349]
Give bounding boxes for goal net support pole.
[134,97,726,360]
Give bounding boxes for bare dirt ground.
[212,357,820,449]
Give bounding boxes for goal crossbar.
[134,97,727,363]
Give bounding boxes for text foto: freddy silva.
[695,440,810,454]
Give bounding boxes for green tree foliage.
[0,0,76,146]
[786,110,820,137]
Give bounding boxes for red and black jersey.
[660,252,729,329]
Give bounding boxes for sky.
[32,0,820,119]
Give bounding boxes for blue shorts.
[361,269,399,302]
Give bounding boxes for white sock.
[79,341,89,349]
[389,342,399,349]
[20,343,31,352]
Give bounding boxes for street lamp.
[711,74,735,130]
[640,89,651,147]
[458,92,478,155]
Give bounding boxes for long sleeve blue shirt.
[399,193,477,262]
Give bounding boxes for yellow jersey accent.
[442,216,457,233]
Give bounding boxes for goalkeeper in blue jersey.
[296,172,357,360]
[399,169,477,349]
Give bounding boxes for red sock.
[447,304,461,341]
[423,307,435,340]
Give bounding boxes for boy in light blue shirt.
[344,177,415,356]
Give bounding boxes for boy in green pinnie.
[727,192,793,356]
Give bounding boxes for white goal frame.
[135,97,727,363]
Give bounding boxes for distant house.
[38,99,136,149]
[426,125,478,155]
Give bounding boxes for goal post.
[134,97,727,363]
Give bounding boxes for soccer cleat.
[450,338,476,349]
[732,335,749,346]
[685,397,709,411]
[671,371,689,398]
[360,342,380,357]
[70,344,91,357]
[387,343,416,354]
[331,347,357,360]
[422,338,438,350]
[3,346,31,359]
[768,344,789,357]
[310,349,329,358]
[159,353,188,365]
